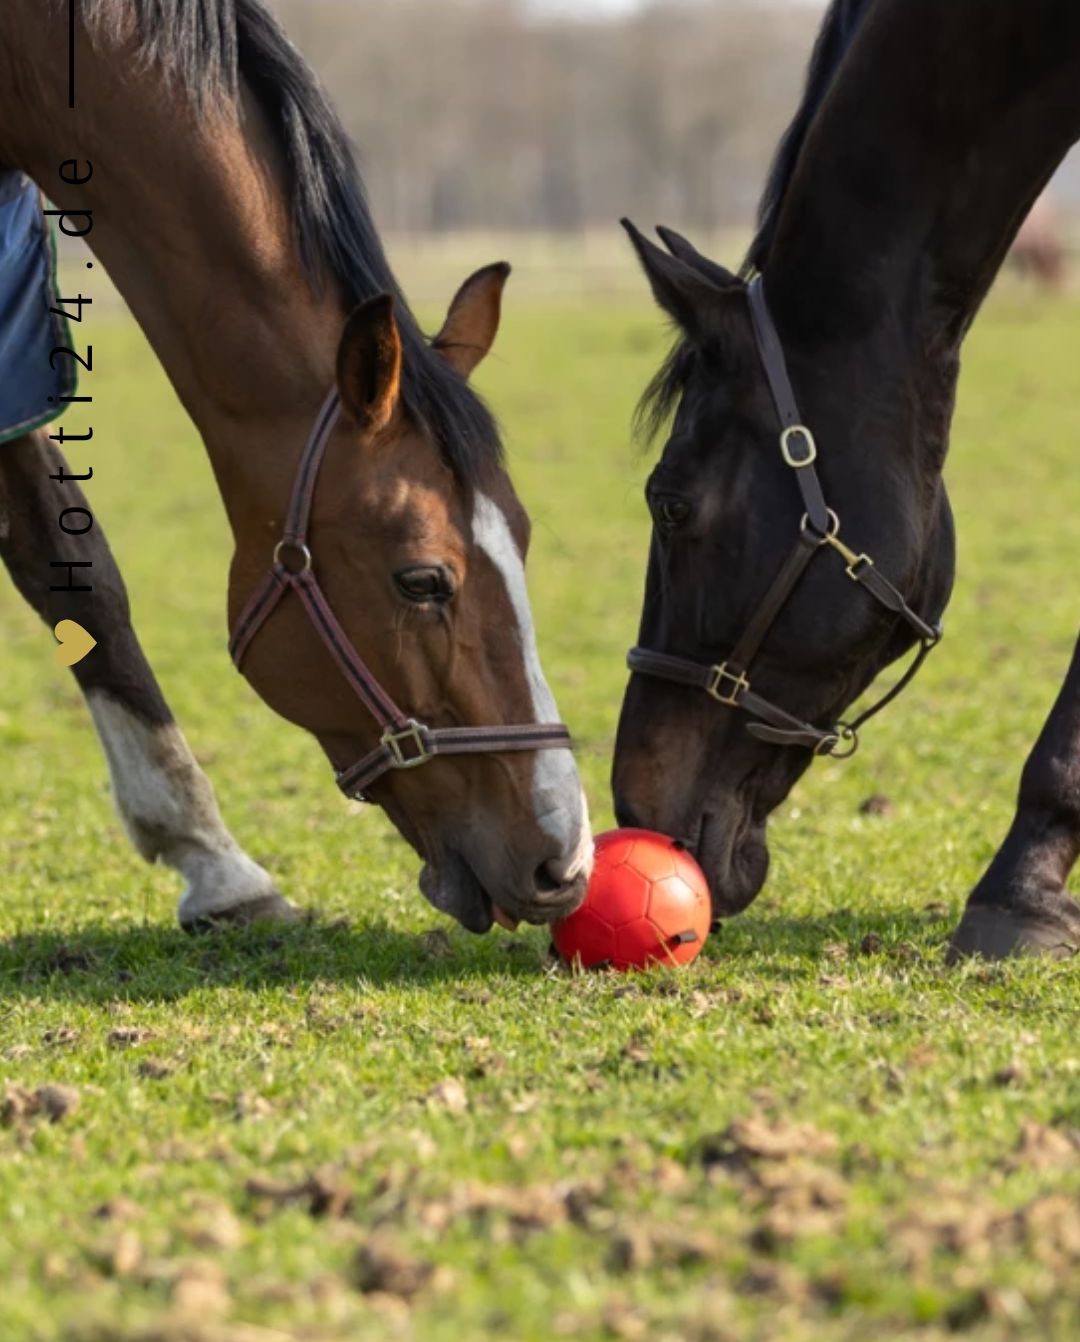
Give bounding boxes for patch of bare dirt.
[607,1223,722,1272]
[1007,1121,1080,1171]
[736,1260,811,1304]
[896,1188,1080,1284]
[107,1026,156,1049]
[92,1197,143,1223]
[424,1077,468,1113]
[416,929,453,958]
[170,1260,231,1315]
[138,1058,178,1080]
[354,1234,449,1300]
[415,1180,595,1243]
[696,1113,838,1167]
[44,945,98,975]
[180,1197,245,1251]
[232,1092,274,1122]
[2,1082,80,1125]
[245,1167,354,1220]
[42,1026,81,1047]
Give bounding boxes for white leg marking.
[85,691,279,923]
[471,494,592,881]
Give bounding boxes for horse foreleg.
[0,429,298,929]
[949,631,1080,960]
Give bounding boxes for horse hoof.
[180,891,305,935]
[946,904,1080,963]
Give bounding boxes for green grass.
[4,281,1080,1341]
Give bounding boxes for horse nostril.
[534,860,567,897]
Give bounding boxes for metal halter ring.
[799,510,873,579]
[825,725,860,759]
[273,539,313,575]
[800,507,841,545]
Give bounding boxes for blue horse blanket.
[0,170,74,444]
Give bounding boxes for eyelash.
[394,567,455,605]
[650,497,691,533]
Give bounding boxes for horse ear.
[655,225,739,291]
[621,218,730,346]
[336,293,402,434]
[433,261,511,379]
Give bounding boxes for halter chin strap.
[229,387,573,800]
[627,275,942,759]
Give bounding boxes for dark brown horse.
[615,0,1080,959]
[0,1,591,934]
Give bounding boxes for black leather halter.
[626,276,942,759]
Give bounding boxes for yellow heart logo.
[54,620,97,668]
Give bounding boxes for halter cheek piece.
[627,276,942,759]
[229,388,573,800]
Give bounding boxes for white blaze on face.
[471,493,592,881]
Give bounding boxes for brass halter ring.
[799,507,841,544]
[800,509,874,580]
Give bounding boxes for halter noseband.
[627,275,942,759]
[229,389,573,800]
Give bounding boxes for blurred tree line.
[270,0,821,233]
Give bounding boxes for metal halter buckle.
[381,719,432,769]
[707,663,749,706]
[800,509,873,579]
[780,425,818,468]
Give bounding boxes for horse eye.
[652,497,691,532]
[394,567,454,604]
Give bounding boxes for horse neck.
[0,10,343,540]
[766,0,1080,360]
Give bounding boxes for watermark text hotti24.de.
[46,162,95,599]
[47,4,97,664]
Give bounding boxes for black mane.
[638,0,877,442]
[743,0,877,276]
[77,0,501,482]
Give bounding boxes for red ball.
[553,829,712,971]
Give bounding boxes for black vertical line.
[68,0,76,108]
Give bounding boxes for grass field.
[4,269,1080,1342]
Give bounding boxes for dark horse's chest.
[0,170,72,445]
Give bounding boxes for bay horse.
[0,0,591,935]
[615,0,1080,959]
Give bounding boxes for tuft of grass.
[3,282,1080,1339]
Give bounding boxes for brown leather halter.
[627,276,942,759]
[229,388,573,800]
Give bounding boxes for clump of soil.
[2,1082,80,1126]
[354,1234,443,1300]
[245,1167,354,1219]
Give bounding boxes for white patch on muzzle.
[471,494,592,883]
